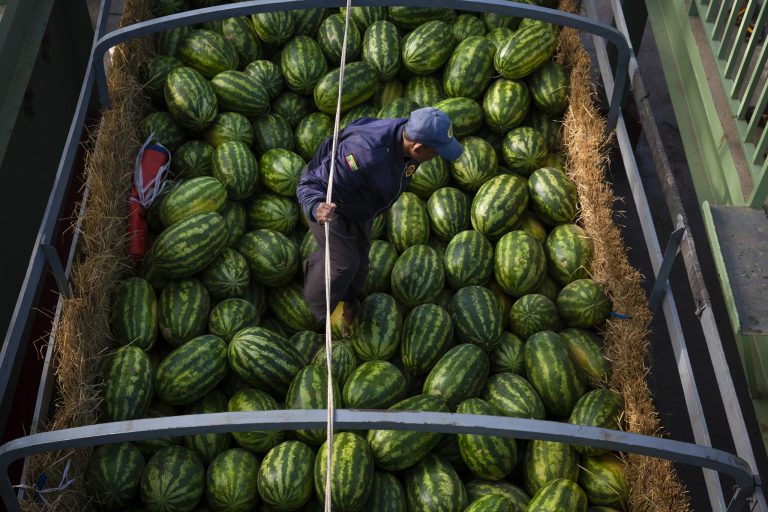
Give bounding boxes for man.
[297,107,463,334]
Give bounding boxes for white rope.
[324,1,354,510]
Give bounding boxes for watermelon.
[424,344,489,408]
[525,331,587,417]
[270,281,320,333]
[433,97,484,137]
[154,334,228,406]
[110,277,158,350]
[341,104,380,128]
[244,60,284,99]
[208,298,258,341]
[494,230,546,297]
[362,239,398,295]
[374,78,405,108]
[258,441,315,510]
[404,453,467,512]
[557,279,611,328]
[368,395,450,471]
[452,14,487,40]
[312,340,360,388]
[560,328,611,382]
[280,35,328,94]
[525,478,587,512]
[132,400,180,458]
[218,16,261,67]
[386,191,430,253]
[172,141,213,179]
[157,25,192,58]
[251,11,294,45]
[465,480,529,510]
[528,60,570,115]
[178,29,238,78]
[317,13,362,64]
[485,26,514,50]
[390,244,445,307]
[528,166,578,225]
[228,326,305,396]
[502,126,548,175]
[140,446,205,512]
[238,229,298,287]
[363,20,402,80]
[523,440,580,496]
[402,20,456,75]
[164,66,218,133]
[295,112,333,160]
[426,187,470,241]
[159,177,226,229]
[342,6,387,29]
[465,495,516,512]
[443,36,495,99]
[350,292,402,361]
[517,211,549,244]
[404,74,445,107]
[545,224,594,285]
[389,6,455,29]
[443,230,494,289]
[205,448,260,511]
[158,279,210,346]
[253,113,295,153]
[145,55,183,102]
[471,173,529,240]
[140,112,186,152]
[210,69,269,118]
[203,111,255,147]
[568,389,624,456]
[490,331,525,375]
[367,471,407,511]
[289,330,324,364]
[102,346,153,422]
[272,91,315,129]
[578,455,628,508]
[199,247,249,299]
[293,8,331,36]
[259,148,305,197]
[494,21,557,79]
[483,372,545,419]
[314,62,378,114]
[183,390,231,464]
[400,303,454,375]
[449,285,503,350]
[509,294,562,339]
[284,364,340,444]
[449,136,497,191]
[86,443,144,511]
[212,140,259,200]
[483,78,530,133]
[247,193,298,234]
[456,398,517,480]
[228,387,284,453]
[343,359,407,409]
[315,432,374,511]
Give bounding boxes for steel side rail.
[0,410,756,512]
[89,0,629,132]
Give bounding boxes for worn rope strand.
[324,0,353,510]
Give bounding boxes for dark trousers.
[304,215,373,322]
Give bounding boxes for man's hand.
[315,202,337,224]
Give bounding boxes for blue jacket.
[296,117,415,222]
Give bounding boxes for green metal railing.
[692,0,768,207]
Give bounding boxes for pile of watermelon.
[88,2,631,511]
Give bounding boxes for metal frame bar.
[0,410,757,512]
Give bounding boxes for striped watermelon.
[140,446,204,512]
[494,230,546,297]
[289,330,324,364]
[502,126,548,175]
[490,331,525,375]
[402,21,456,75]
[341,104,380,128]
[362,239,398,295]
[183,390,231,464]
[535,274,562,303]
[272,91,314,129]
[343,6,387,29]
[568,389,624,456]
[218,16,261,67]
[525,330,587,417]
[110,277,158,350]
[517,211,549,244]
[269,281,319,332]
[145,55,183,101]
[363,20,402,80]
[452,14,487,40]
[557,279,611,328]
[367,471,407,511]
[374,78,405,108]
[483,78,530,133]
[523,440,580,496]
[487,279,514,323]
[258,441,315,510]
[247,193,298,234]
[464,495,516,512]
[314,432,374,511]
[280,35,327,95]
[401,303,454,375]
[140,112,186,152]
[433,97,484,137]
[205,448,260,511]
[228,326,305,396]
[443,230,494,289]
[424,344,489,408]
[87,443,144,511]
[471,173,529,240]
[293,8,330,36]
[210,69,269,118]
[545,224,594,285]
[526,478,587,512]
[295,112,333,160]
[208,298,258,341]
[159,177,227,228]
[312,340,360,388]
[404,453,467,512]
[482,11,521,32]
[212,140,259,200]
[485,26,514,51]
[132,400,180,457]
[228,387,283,453]
[244,281,268,318]
[449,136,496,191]
[164,66,218,132]
[528,166,578,225]
[367,394,450,471]
[390,244,445,308]
[158,279,210,346]
[510,294,562,339]
[284,364,340,444]
[203,111,254,147]
[456,398,517,480]
[238,229,298,287]
[427,187,470,241]
[253,113,295,153]
[371,212,386,239]
[343,359,407,409]
[389,6,455,29]
[465,480,529,510]
[350,292,402,361]
[483,372,545,419]
[494,22,557,79]
[314,61,378,114]
[199,247,249,299]
[528,60,571,116]
[250,11,294,45]
[560,328,611,382]
[386,191,430,253]
[178,29,238,78]
[410,157,451,200]
[317,13,362,64]
[449,285,503,350]
[243,60,284,99]
[578,454,628,508]
[443,36,495,99]
[259,148,305,197]
[154,335,227,406]
[405,74,445,107]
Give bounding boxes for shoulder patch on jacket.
[345,153,359,172]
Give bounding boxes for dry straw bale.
[558,0,690,510]
[19,1,153,510]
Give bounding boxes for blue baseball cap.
[405,107,464,161]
